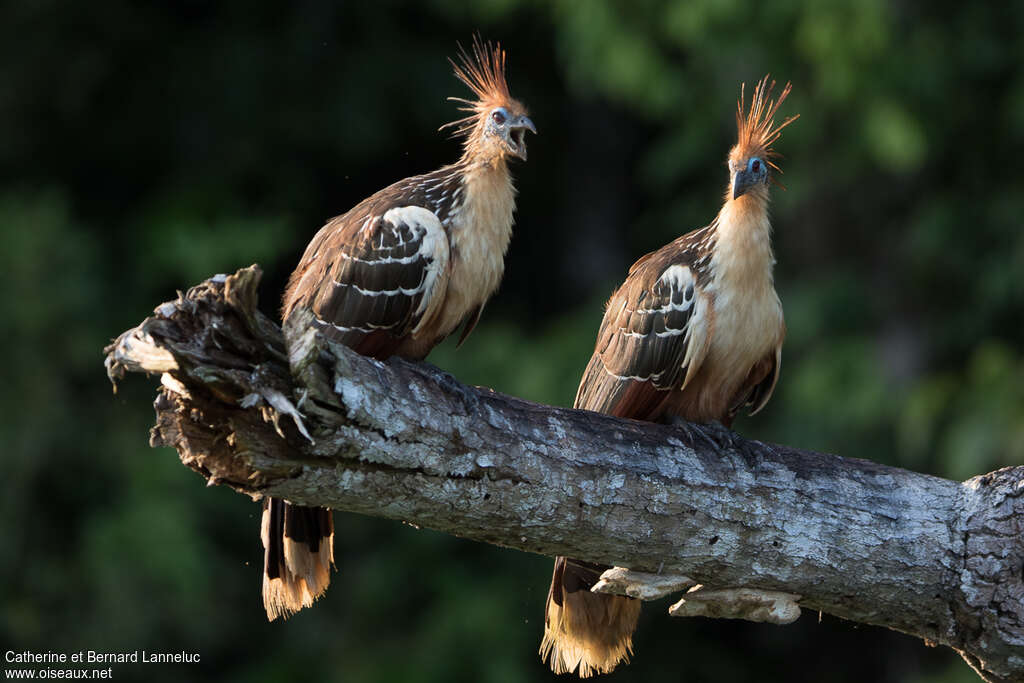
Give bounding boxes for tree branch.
[105,267,1024,682]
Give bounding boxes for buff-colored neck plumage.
[427,157,516,340]
[711,74,794,302]
[408,37,528,347]
[713,186,775,293]
[668,77,795,423]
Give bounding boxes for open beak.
[506,115,536,161]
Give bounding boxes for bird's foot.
[703,420,740,451]
[747,438,780,460]
[666,416,721,452]
[433,367,480,415]
[705,421,769,467]
[670,418,744,453]
[666,418,768,467]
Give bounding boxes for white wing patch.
[660,264,692,290]
[651,265,697,312]
[603,262,711,390]
[378,207,450,333]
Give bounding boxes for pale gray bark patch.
[105,266,1024,682]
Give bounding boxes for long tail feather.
[540,557,642,677]
[261,498,334,620]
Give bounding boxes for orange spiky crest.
[440,36,527,141]
[730,75,799,175]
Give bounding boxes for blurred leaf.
[863,99,927,172]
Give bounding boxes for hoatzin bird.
[540,76,797,677]
[262,39,535,621]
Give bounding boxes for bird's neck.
[457,152,511,177]
[459,138,510,170]
[453,155,516,231]
[709,188,776,292]
[423,153,515,339]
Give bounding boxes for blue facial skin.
[486,107,536,161]
[732,156,768,199]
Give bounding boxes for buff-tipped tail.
[540,557,642,677]
[261,498,335,621]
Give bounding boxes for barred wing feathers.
[575,243,712,421]
[284,183,459,359]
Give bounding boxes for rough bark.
[105,267,1024,682]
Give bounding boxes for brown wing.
[575,258,711,421]
[283,205,450,359]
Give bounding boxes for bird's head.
[728,76,798,201]
[442,38,536,164]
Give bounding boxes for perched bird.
[262,38,535,621]
[540,76,797,677]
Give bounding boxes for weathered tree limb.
[105,267,1024,682]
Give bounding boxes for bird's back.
[282,166,464,360]
[574,225,716,420]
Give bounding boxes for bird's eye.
[749,158,762,173]
[491,109,507,125]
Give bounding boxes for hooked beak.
[506,115,536,161]
[732,168,757,199]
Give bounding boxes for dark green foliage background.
[2,1,1022,681]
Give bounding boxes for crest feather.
[733,75,799,172]
[440,36,522,139]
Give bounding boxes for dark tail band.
[261,498,334,620]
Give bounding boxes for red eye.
[752,160,761,172]
[491,110,507,125]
